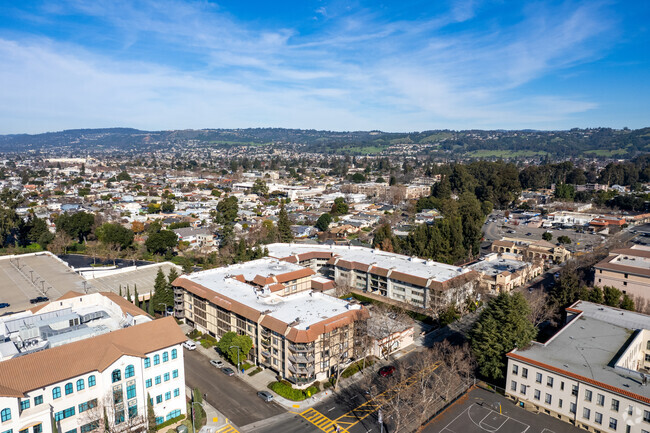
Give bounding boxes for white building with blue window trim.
[0,291,187,433]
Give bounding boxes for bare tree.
[78,388,147,433]
[48,231,73,255]
[524,289,557,327]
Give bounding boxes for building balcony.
[288,363,315,376]
[288,343,315,353]
[287,375,317,385]
[261,328,270,338]
[288,354,315,364]
[261,338,271,348]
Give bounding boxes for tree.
[168,268,180,286]
[524,290,556,327]
[438,304,460,326]
[315,213,332,232]
[557,235,571,244]
[331,197,349,215]
[277,203,293,243]
[542,232,553,242]
[621,294,635,311]
[56,211,95,243]
[469,292,537,380]
[146,393,156,433]
[251,179,269,197]
[217,332,253,367]
[133,285,139,307]
[117,171,132,182]
[215,196,238,224]
[604,286,622,307]
[145,230,177,255]
[96,223,134,250]
[151,268,173,313]
[48,231,73,255]
[161,201,175,213]
[131,221,145,234]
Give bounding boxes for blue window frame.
[173,388,180,397]
[162,352,169,362]
[112,369,121,383]
[88,375,96,387]
[165,392,171,401]
[54,407,75,422]
[171,349,177,360]
[1,408,11,422]
[34,396,43,406]
[65,383,73,395]
[126,384,136,400]
[164,373,170,382]
[65,429,77,433]
[78,399,97,414]
[80,422,99,433]
[166,410,180,420]
[144,358,151,368]
[128,401,137,419]
[20,400,30,411]
[2,429,13,433]
[146,379,152,388]
[153,355,160,365]
[156,395,162,404]
[125,365,135,379]
[52,387,61,399]
[155,417,163,425]
[32,425,41,433]
[155,376,161,385]
[172,369,178,379]
[76,379,84,391]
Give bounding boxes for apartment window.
[172,369,179,379]
[646,354,650,362]
[52,387,61,399]
[173,388,180,397]
[643,410,650,423]
[154,355,160,365]
[560,381,565,391]
[88,375,96,387]
[572,384,578,396]
[78,399,97,413]
[112,369,121,383]
[171,349,177,359]
[628,405,633,416]
[625,274,628,279]
[128,400,137,419]
[522,368,528,379]
[520,384,527,395]
[125,365,135,379]
[559,399,563,408]
[512,364,519,375]
[80,422,99,433]
[612,399,619,412]
[144,358,151,368]
[162,352,169,362]
[595,412,603,424]
[165,392,171,401]
[534,389,541,400]
[647,340,650,351]
[146,379,152,388]
[65,383,73,395]
[585,389,592,402]
[547,377,554,387]
[164,373,170,382]
[113,385,123,405]
[156,395,162,404]
[511,381,517,391]
[535,373,542,383]
[20,400,30,411]
[76,379,85,391]
[570,403,576,414]
[609,418,617,430]
[583,408,591,420]
[33,425,41,433]
[545,394,552,404]
[126,384,136,400]
[155,376,161,385]
[34,396,43,406]
[597,394,605,406]
[1,409,10,422]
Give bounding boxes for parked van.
[183,340,197,350]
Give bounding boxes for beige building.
[594,246,650,303]
[172,258,369,387]
[467,253,544,294]
[491,238,571,264]
[507,301,650,433]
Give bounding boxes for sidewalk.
[184,385,235,432]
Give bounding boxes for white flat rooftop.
[266,243,469,283]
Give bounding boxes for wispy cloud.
[0,0,626,133]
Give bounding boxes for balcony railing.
[287,375,317,385]
[288,354,314,364]
[261,338,271,348]
[288,343,315,353]
[288,363,315,375]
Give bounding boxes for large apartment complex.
[172,258,369,386]
[506,301,650,433]
[266,243,479,310]
[594,246,650,303]
[0,292,187,433]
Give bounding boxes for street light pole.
[229,345,241,373]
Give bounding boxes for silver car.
[257,391,273,402]
[210,360,224,368]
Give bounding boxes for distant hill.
[0,127,648,159]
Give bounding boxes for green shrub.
[268,381,320,401]
[248,367,263,376]
[155,414,185,430]
[241,362,254,371]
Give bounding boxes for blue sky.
[0,0,648,134]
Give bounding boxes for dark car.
[378,366,396,377]
[30,297,49,304]
[221,367,235,376]
[257,391,273,402]
[0,303,10,308]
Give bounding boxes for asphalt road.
[183,349,284,427]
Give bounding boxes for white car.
[210,359,224,368]
[183,340,197,350]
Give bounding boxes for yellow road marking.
[216,424,239,433]
[299,408,348,433]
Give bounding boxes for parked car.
[222,367,235,376]
[29,296,48,304]
[0,303,10,308]
[183,340,197,350]
[257,391,273,402]
[378,366,396,377]
[210,360,224,368]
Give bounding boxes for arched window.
[144,357,151,368]
[65,383,73,395]
[76,379,85,391]
[88,375,96,387]
[1,408,11,422]
[162,352,168,362]
[125,365,135,379]
[112,369,121,383]
[153,354,160,365]
[171,349,177,360]
[52,387,61,399]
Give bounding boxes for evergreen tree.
[126,287,132,302]
[167,268,180,285]
[620,294,635,311]
[134,285,139,307]
[604,286,622,307]
[589,286,604,304]
[277,203,293,243]
[152,268,172,313]
[147,298,154,316]
[119,285,122,297]
[146,393,156,433]
[469,292,537,380]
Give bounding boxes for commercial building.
[267,243,479,311]
[0,292,187,433]
[594,246,650,303]
[172,258,369,386]
[491,238,571,264]
[506,301,650,433]
[466,253,544,294]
